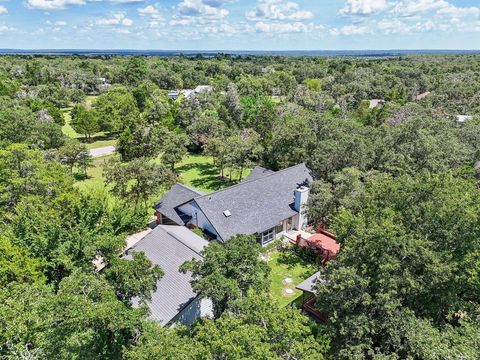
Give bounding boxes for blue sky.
[0,0,479,50]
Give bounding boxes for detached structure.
[126,225,213,326]
[168,85,214,100]
[154,164,314,246]
[455,115,473,123]
[369,99,385,109]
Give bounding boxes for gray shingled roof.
[243,165,275,182]
[126,225,209,325]
[296,271,324,294]
[154,183,205,225]
[193,163,313,241]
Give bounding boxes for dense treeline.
[1,54,480,358]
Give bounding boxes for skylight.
[223,210,231,217]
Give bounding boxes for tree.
[0,144,74,213]
[160,130,189,172]
[226,130,262,181]
[104,252,164,305]
[225,82,243,126]
[70,104,99,141]
[105,158,175,205]
[205,136,229,178]
[181,234,270,318]
[94,89,140,133]
[125,295,330,360]
[0,275,147,359]
[0,236,45,287]
[315,172,480,358]
[58,139,92,175]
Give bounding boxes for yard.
[265,248,317,308]
[73,152,249,195]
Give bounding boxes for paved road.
[89,145,116,158]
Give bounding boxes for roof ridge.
[175,182,205,195]
[131,225,205,258]
[194,163,307,200]
[165,230,205,258]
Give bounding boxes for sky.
[0,0,479,50]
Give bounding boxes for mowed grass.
[74,153,250,196]
[267,249,316,307]
[73,155,115,193]
[175,154,250,193]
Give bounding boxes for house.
[414,91,431,101]
[177,85,214,100]
[154,163,314,246]
[125,224,213,326]
[369,99,385,109]
[455,115,473,123]
[167,90,179,100]
[262,66,276,74]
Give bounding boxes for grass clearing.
[266,248,316,308]
[61,96,117,150]
[73,155,115,193]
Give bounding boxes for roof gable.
[154,183,205,225]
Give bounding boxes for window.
[261,228,275,246]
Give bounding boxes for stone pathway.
[89,145,115,158]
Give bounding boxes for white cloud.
[25,0,145,10]
[137,5,163,20]
[246,0,313,21]
[340,0,390,16]
[96,12,133,26]
[330,24,371,35]
[0,5,8,14]
[170,0,229,26]
[254,20,310,33]
[436,4,480,19]
[26,0,85,10]
[0,25,14,32]
[392,0,449,17]
[178,0,228,18]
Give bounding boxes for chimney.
[294,186,309,230]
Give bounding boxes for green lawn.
[73,152,250,196]
[175,154,250,193]
[266,249,316,307]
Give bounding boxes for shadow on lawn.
[78,133,116,144]
[177,161,237,192]
[277,249,318,278]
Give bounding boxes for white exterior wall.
[170,296,213,327]
[294,187,309,230]
[177,201,221,240]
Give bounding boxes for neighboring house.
[414,91,431,101]
[178,85,213,99]
[125,224,213,326]
[167,90,179,100]
[456,115,473,123]
[97,77,111,88]
[262,66,276,73]
[369,99,385,109]
[154,163,314,246]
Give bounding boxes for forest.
[0,53,480,359]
